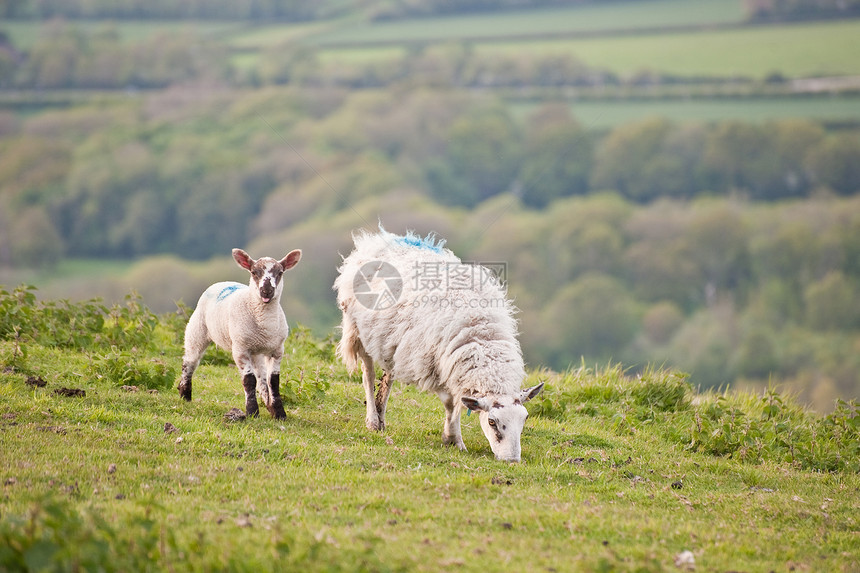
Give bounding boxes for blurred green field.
[312,18,860,80]
[478,19,860,78]
[0,0,744,53]
[510,96,860,128]
[227,20,336,50]
[301,0,744,47]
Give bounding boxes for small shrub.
[281,365,330,405]
[88,347,176,390]
[100,292,159,349]
[0,286,159,351]
[289,325,337,363]
[159,300,193,345]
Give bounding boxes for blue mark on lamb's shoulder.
[216,284,245,302]
[392,229,446,254]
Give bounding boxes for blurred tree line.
[0,0,624,20]
[1,83,859,408]
[0,0,333,20]
[745,0,860,20]
[2,87,858,266]
[0,23,227,89]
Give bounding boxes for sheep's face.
[233,248,302,304]
[462,383,544,463]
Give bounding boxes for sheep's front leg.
[234,353,259,418]
[439,391,467,450]
[359,349,382,431]
[265,354,287,420]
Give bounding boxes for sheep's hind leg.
[359,348,382,431]
[178,338,209,402]
[179,310,212,402]
[178,362,195,401]
[374,371,393,430]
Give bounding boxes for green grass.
[509,96,860,129]
[304,0,744,47]
[477,20,860,78]
[1,298,858,572]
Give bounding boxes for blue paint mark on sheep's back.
[393,230,446,254]
[217,284,245,302]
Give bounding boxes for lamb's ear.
[519,382,544,403]
[280,249,302,271]
[233,248,254,271]
[461,396,490,412]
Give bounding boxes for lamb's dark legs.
[243,373,259,417]
[267,373,287,419]
[178,362,195,401]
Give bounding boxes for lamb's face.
[251,257,284,304]
[232,248,302,305]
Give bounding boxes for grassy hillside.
[0,294,858,571]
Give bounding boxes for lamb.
[333,229,543,462]
[179,248,302,419]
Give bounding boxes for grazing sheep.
[179,248,302,418]
[334,229,543,462]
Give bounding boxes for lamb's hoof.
[245,401,260,418]
[366,418,384,432]
[178,382,192,401]
[268,399,287,419]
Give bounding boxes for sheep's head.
[233,248,302,304]
[461,382,544,462]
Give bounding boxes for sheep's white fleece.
[334,229,525,400]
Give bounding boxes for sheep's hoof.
[269,399,286,419]
[442,434,466,450]
[245,401,260,418]
[178,382,192,402]
[366,418,384,432]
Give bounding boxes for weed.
[88,347,176,390]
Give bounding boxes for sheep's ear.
[461,396,489,412]
[233,249,254,271]
[280,249,302,271]
[519,382,544,404]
